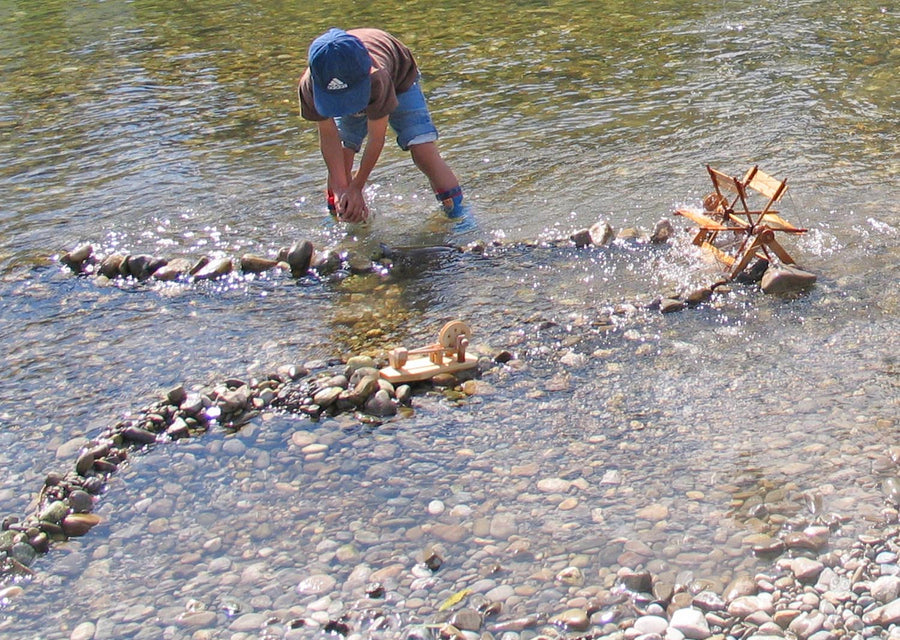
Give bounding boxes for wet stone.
[864,598,900,626]
[431,373,458,388]
[177,611,217,627]
[153,258,192,281]
[556,566,584,586]
[62,513,101,537]
[761,264,817,294]
[871,576,900,603]
[75,451,95,476]
[121,426,157,445]
[68,621,97,640]
[618,570,653,593]
[56,436,89,460]
[773,609,802,628]
[650,219,674,243]
[345,355,376,374]
[287,240,314,276]
[193,257,233,281]
[660,298,686,313]
[670,607,710,639]
[221,439,246,456]
[180,393,205,415]
[125,254,164,280]
[633,614,669,635]
[791,557,825,583]
[537,477,570,493]
[10,542,36,566]
[40,500,69,524]
[550,608,590,632]
[788,611,826,639]
[313,387,342,408]
[724,575,758,600]
[448,608,483,631]
[98,253,126,278]
[693,590,726,612]
[239,254,279,274]
[364,390,396,417]
[297,573,337,595]
[728,594,774,616]
[229,612,269,632]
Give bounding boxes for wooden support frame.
[675,166,807,280]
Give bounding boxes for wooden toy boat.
[380,321,478,383]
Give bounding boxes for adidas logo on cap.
[326,77,348,91]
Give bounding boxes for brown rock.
[193,257,233,281]
[61,244,94,271]
[98,253,126,279]
[152,258,192,281]
[240,254,279,274]
[760,265,817,294]
[62,513,101,537]
[550,608,590,632]
[287,240,314,277]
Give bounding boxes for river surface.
[0,0,896,638]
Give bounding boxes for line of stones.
[0,356,430,584]
[54,218,718,317]
[56,220,667,285]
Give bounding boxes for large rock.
[650,219,674,244]
[760,265,817,294]
[570,221,614,248]
[126,254,167,280]
[589,221,615,246]
[286,240,314,277]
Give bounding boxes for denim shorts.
[336,79,439,152]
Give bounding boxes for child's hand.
[337,186,369,222]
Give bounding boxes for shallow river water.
[0,0,897,638]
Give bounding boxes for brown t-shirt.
[298,28,419,121]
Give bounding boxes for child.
[298,28,473,230]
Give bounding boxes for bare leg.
[409,142,458,194]
[410,141,475,230]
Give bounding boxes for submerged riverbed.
[0,0,897,638]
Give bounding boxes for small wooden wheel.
[703,192,728,213]
[438,321,471,349]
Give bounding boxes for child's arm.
[338,116,388,222]
[316,118,352,197]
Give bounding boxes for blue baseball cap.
[308,28,372,118]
